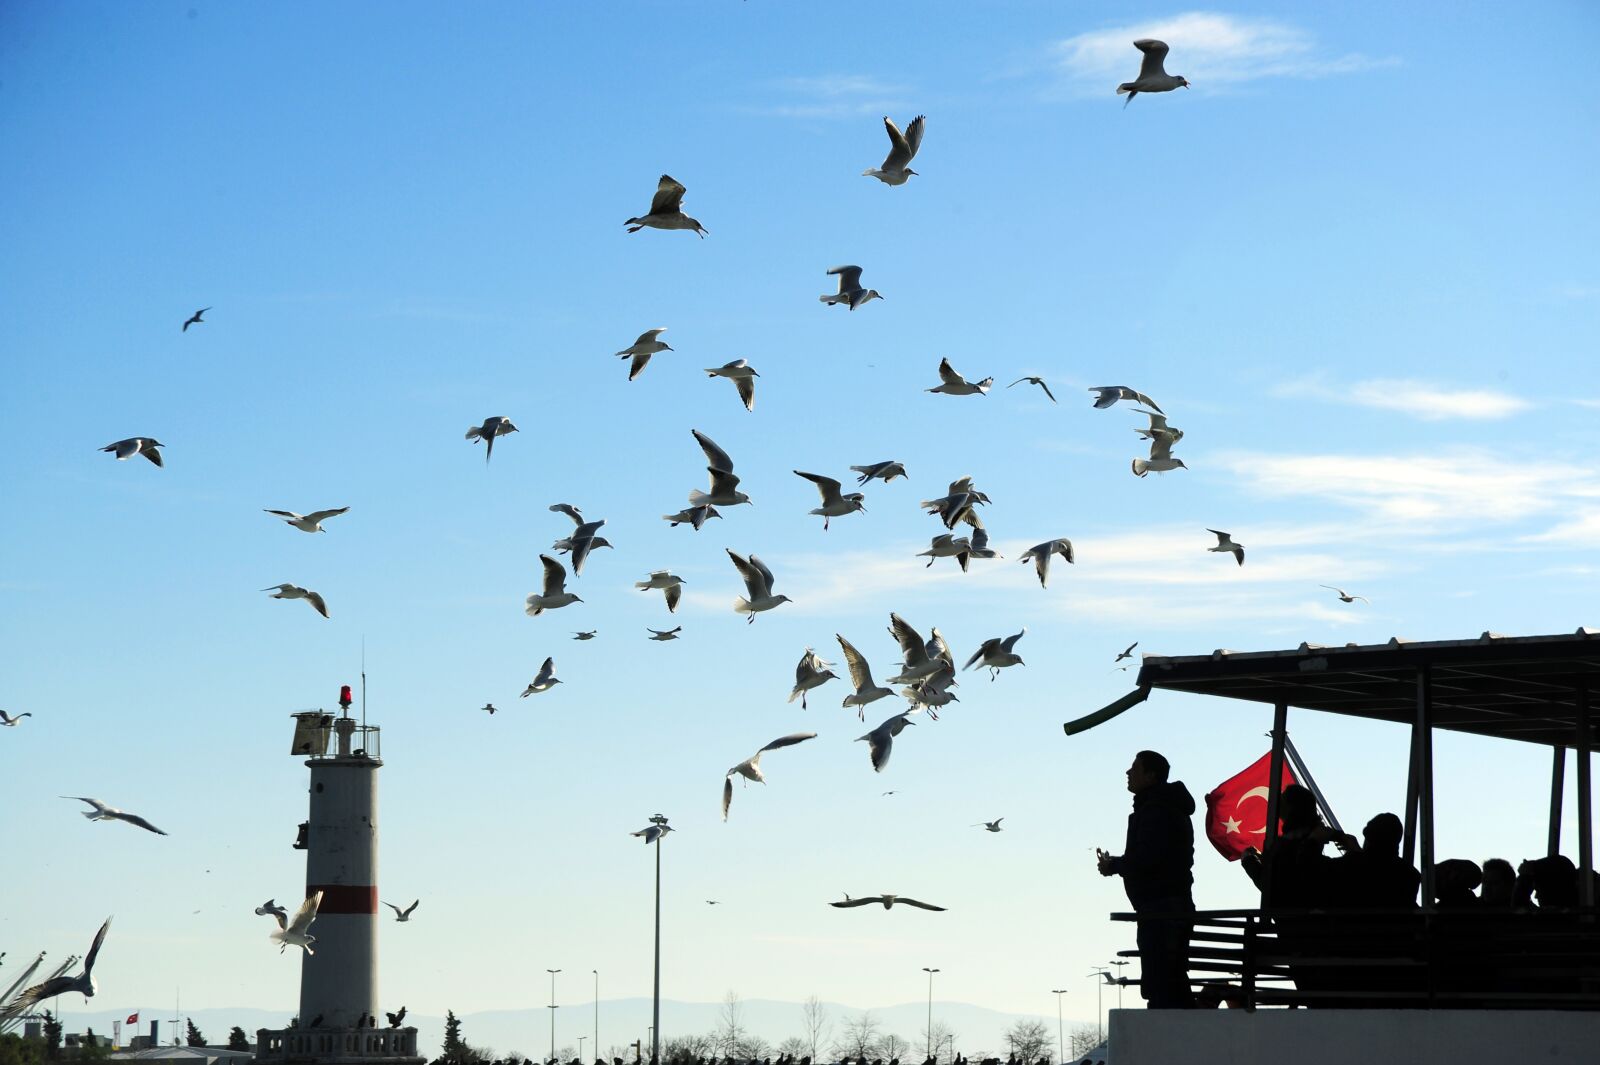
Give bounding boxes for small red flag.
[126,1013,139,1025]
[1204,752,1297,861]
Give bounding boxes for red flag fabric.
[1204,752,1298,861]
[126,1013,139,1025]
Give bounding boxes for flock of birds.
[4,37,1374,1025]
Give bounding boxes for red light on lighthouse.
[339,685,353,711]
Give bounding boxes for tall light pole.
[1051,990,1067,1065]
[647,814,670,1065]
[921,968,940,1060]
[1086,970,1109,1047]
[579,1036,587,1061]
[548,969,562,1064]
[1106,961,1128,1010]
[593,969,600,1064]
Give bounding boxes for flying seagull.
[688,430,753,508]
[901,662,959,716]
[63,796,168,836]
[647,626,683,641]
[787,648,838,709]
[520,657,561,696]
[617,328,672,381]
[727,549,791,622]
[723,731,818,821]
[383,900,420,922]
[662,503,722,530]
[625,175,707,237]
[262,584,330,618]
[794,470,867,530]
[100,438,164,467]
[829,893,944,911]
[1089,386,1162,413]
[837,633,895,719]
[918,533,971,572]
[387,1008,408,1028]
[850,460,908,485]
[465,415,518,463]
[1132,407,1183,444]
[263,507,350,533]
[705,360,759,411]
[525,555,583,616]
[1115,641,1139,662]
[1208,529,1245,566]
[857,710,916,773]
[1321,585,1369,604]
[1117,39,1189,105]
[573,630,598,640]
[926,357,993,397]
[1132,433,1186,476]
[482,703,497,715]
[862,114,925,185]
[270,892,323,955]
[921,476,991,530]
[1008,376,1057,403]
[0,710,33,726]
[887,613,948,685]
[964,629,1026,680]
[966,527,1001,563]
[973,818,1005,833]
[548,506,613,573]
[254,899,288,919]
[181,307,210,332]
[636,571,685,613]
[631,823,674,844]
[1019,539,1075,588]
[0,916,112,1017]
[820,265,883,311]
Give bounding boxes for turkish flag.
[1204,752,1297,861]
[126,1013,139,1025]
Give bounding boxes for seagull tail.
[1131,458,1149,477]
[734,597,754,615]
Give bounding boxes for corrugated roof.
[1135,628,1600,747]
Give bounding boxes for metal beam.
[1416,666,1436,910]
[1548,745,1566,859]
[1403,723,1420,866]
[1263,701,1288,909]
[1578,678,1593,908]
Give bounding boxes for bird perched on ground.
[926,357,993,397]
[1208,529,1245,566]
[520,658,561,696]
[1019,539,1075,588]
[688,430,753,508]
[100,438,164,467]
[1008,376,1057,403]
[973,819,1004,833]
[829,893,944,911]
[262,584,330,618]
[625,175,707,237]
[727,549,791,622]
[386,1008,407,1028]
[857,711,916,773]
[635,571,685,613]
[465,415,518,463]
[794,471,867,530]
[788,648,838,709]
[616,328,672,381]
[270,892,323,955]
[63,796,168,835]
[0,710,33,726]
[383,901,420,922]
[723,732,818,821]
[646,626,683,641]
[181,307,210,331]
[1089,386,1162,413]
[1321,585,1369,604]
[525,555,582,616]
[572,630,598,641]
[1132,434,1186,476]
[851,460,908,485]
[819,265,882,311]
[863,114,925,185]
[837,634,895,719]
[631,823,673,844]
[1117,39,1189,105]
[254,899,287,919]
[263,507,350,533]
[705,360,759,411]
[1115,641,1139,662]
[662,503,722,530]
[0,916,112,1017]
[918,533,972,572]
[964,630,1026,680]
[481,703,497,715]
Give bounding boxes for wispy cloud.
[1521,512,1600,547]
[1274,375,1532,420]
[748,75,911,119]
[1052,12,1395,93]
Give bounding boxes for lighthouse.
[256,688,424,1064]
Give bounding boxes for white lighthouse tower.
[256,687,424,1064]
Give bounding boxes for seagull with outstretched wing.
[63,796,167,835]
[383,900,420,922]
[829,894,945,911]
[863,114,925,185]
[0,916,112,1017]
[723,731,818,821]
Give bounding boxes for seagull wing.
[1208,529,1232,546]
[113,810,168,835]
[549,503,585,526]
[963,639,1000,670]
[749,554,777,595]
[649,175,687,215]
[82,916,113,976]
[902,114,925,159]
[303,508,350,525]
[304,591,330,618]
[722,776,734,821]
[880,115,913,170]
[895,896,947,911]
[935,357,964,387]
[1133,38,1171,81]
[403,901,419,917]
[68,796,111,814]
[692,429,735,472]
[829,896,878,908]
[290,891,324,935]
[1038,380,1057,403]
[794,470,842,505]
[827,265,864,291]
[1148,435,1174,461]
[665,583,681,613]
[888,613,928,665]
[758,732,818,754]
[3,976,77,1016]
[635,328,667,346]
[836,634,876,689]
[726,549,767,599]
[536,657,556,685]
[263,509,302,520]
[540,554,568,596]
[384,902,404,917]
[1001,629,1026,653]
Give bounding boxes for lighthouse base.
[255,1025,426,1063]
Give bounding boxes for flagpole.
[1282,733,1343,834]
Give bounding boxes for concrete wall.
[299,757,379,1030]
[1109,1008,1600,1064]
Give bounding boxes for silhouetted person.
[1479,858,1516,909]
[1335,813,1420,908]
[1433,859,1482,908]
[1515,855,1578,911]
[1097,749,1196,1008]
[1241,784,1341,908]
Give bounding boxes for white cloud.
[1053,12,1394,91]
[750,75,911,119]
[1275,375,1532,420]
[1521,512,1600,547]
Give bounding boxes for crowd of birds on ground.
[2,38,1370,1028]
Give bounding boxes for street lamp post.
[1106,961,1128,1010]
[647,814,670,1065]
[921,968,940,1060]
[593,969,600,1064]
[548,969,562,1064]
[1086,970,1109,1046]
[1050,990,1067,1064]
[579,1036,587,1062]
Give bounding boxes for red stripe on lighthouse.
[307,885,378,914]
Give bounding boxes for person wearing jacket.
[1097,750,1196,1008]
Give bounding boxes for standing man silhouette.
[1097,750,1196,1008]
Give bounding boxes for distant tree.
[185,1019,206,1047]
[879,1033,909,1061]
[778,1036,809,1059]
[831,1012,881,1060]
[1002,1020,1049,1064]
[801,996,831,1063]
[921,1021,955,1062]
[0,1032,47,1065]
[42,1011,61,1059]
[442,1010,468,1062]
[712,991,749,1058]
[1067,1023,1101,1060]
[663,1034,715,1063]
[228,1027,250,1051]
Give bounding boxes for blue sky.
[2,0,1598,1050]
